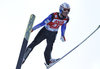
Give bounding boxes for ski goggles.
[63,8,70,12]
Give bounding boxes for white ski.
[45,25,100,69]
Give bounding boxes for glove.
[60,36,66,42]
[31,29,33,32]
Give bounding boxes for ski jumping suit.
[27,12,69,64]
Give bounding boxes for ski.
[45,25,100,69]
[16,14,35,69]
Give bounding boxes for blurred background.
[0,0,100,69]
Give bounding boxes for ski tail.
[16,14,35,69]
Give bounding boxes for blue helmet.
[59,3,70,14]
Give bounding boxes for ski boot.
[45,58,60,68]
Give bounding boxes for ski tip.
[31,14,36,17]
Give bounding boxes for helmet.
[59,3,70,14]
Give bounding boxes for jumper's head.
[59,3,70,17]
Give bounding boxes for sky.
[0,0,100,69]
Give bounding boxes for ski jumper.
[27,12,69,64]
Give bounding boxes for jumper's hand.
[60,36,66,42]
[31,29,33,32]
